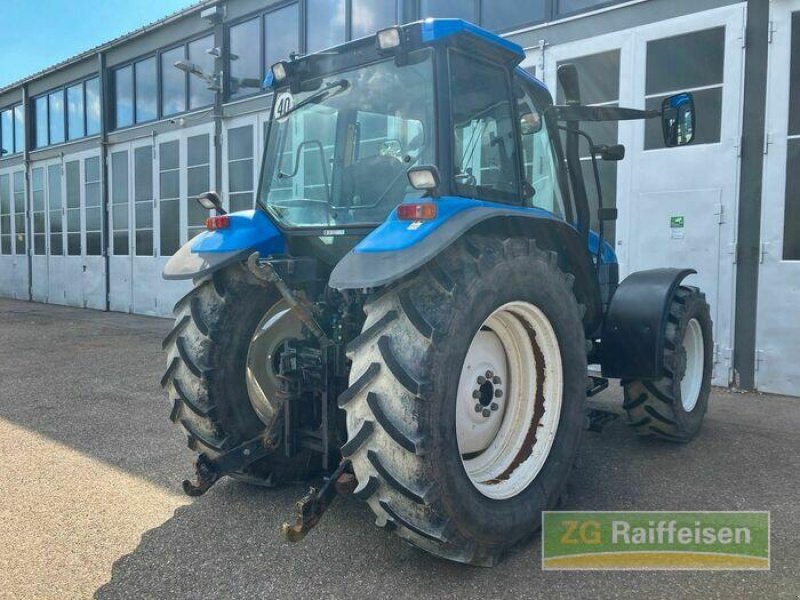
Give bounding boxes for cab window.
[515,77,567,220]
[449,51,520,203]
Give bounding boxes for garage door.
[755,0,800,395]
[543,4,745,387]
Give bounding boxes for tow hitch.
[282,459,357,542]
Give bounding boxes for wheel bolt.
[477,376,486,385]
[495,389,503,398]
[490,402,499,411]
[485,370,494,379]
[493,376,502,385]
[472,390,480,399]
[482,409,491,418]
[474,403,482,413]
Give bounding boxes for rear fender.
[599,268,696,380]
[329,197,605,332]
[163,210,285,280]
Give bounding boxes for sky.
[0,0,197,88]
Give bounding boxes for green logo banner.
[542,511,770,570]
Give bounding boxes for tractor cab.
[258,20,566,261]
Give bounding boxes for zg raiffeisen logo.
[542,511,770,570]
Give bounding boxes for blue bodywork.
[351,197,617,264]
[191,210,285,256]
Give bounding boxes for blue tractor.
[162,20,712,566]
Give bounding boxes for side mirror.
[407,166,441,198]
[662,93,695,147]
[197,191,227,215]
[519,110,542,136]
[592,144,626,162]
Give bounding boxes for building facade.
[0,0,796,396]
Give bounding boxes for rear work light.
[397,203,438,221]
[206,215,230,231]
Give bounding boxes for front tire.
[341,237,587,566]
[622,286,713,442]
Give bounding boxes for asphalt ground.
[0,298,798,599]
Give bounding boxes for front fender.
[599,268,697,380]
[329,197,563,290]
[163,209,285,280]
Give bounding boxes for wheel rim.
[680,318,704,412]
[456,301,563,501]
[246,300,303,427]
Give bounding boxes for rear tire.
[341,236,587,566]
[161,264,317,485]
[622,286,713,442]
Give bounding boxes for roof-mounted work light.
[376,27,402,52]
[271,61,290,83]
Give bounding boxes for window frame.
[31,75,101,150]
[0,105,22,158]
[110,29,216,132]
[447,47,523,204]
[225,1,301,102]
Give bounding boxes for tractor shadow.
[94,412,777,599]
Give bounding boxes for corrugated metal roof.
[0,0,218,95]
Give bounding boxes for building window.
[159,140,180,256]
[135,57,158,123]
[187,133,211,240]
[0,174,10,254]
[134,146,154,256]
[48,91,65,145]
[266,4,300,71]
[47,164,63,256]
[227,125,255,212]
[114,57,161,127]
[351,0,397,40]
[111,151,129,255]
[67,84,85,140]
[188,35,215,109]
[84,157,102,256]
[66,160,81,255]
[645,27,726,150]
[229,17,261,99]
[114,65,134,129]
[0,110,12,158]
[35,97,48,148]
[13,171,25,254]
[307,0,346,53]
[161,46,187,117]
[1,105,24,156]
[85,78,101,136]
[227,4,301,100]
[31,168,45,255]
[33,77,99,148]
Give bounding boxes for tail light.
[206,215,230,231]
[397,203,438,221]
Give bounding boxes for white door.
[30,164,49,303]
[542,5,745,386]
[0,168,28,300]
[755,1,800,395]
[626,6,745,387]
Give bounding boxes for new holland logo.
[542,511,770,570]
